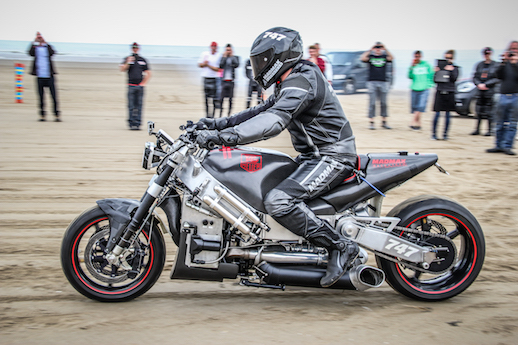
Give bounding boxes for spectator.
[119,42,151,130]
[431,50,459,140]
[308,45,325,73]
[219,44,240,117]
[408,50,434,129]
[28,32,60,122]
[198,42,222,118]
[471,47,499,136]
[487,41,518,155]
[314,43,333,85]
[361,42,394,130]
[245,58,263,108]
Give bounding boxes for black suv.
[327,51,369,94]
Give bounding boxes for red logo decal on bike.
[371,158,407,168]
[221,146,232,159]
[240,154,262,173]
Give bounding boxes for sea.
[0,40,504,91]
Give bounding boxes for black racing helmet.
[250,27,303,89]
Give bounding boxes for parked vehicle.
[455,80,478,116]
[327,51,369,94]
[61,121,485,302]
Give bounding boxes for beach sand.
[1,60,517,344]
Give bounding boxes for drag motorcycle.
[61,121,485,302]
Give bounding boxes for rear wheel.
[61,206,166,302]
[376,195,485,301]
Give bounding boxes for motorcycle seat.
[342,154,369,184]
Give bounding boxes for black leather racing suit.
[210,60,357,239]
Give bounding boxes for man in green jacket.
[408,51,434,129]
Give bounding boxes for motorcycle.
[61,121,485,302]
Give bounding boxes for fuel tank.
[202,147,298,213]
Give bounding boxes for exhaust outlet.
[348,265,385,291]
[256,263,384,291]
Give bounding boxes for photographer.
[487,41,518,155]
[28,32,60,122]
[361,42,394,130]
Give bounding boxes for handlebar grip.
[207,141,216,150]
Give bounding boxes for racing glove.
[196,129,238,149]
[196,117,229,130]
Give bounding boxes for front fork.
[105,161,175,264]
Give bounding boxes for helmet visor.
[250,48,275,81]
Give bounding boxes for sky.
[1,0,517,51]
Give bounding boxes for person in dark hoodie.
[471,47,500,136]
[28,32,60,122]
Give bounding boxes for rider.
[195,27,359,287]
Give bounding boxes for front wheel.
[61,206,166,302]
[376,195,485,301]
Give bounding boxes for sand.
[1,59,517,344]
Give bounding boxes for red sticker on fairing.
[240,154,262,173]
[371,158,407,168]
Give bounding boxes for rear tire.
[376,195,485,301]
[61,206,166,302]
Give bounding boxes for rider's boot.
[306,221,359,287]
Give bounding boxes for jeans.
[37,77,59,116]
[494,93,518,149]
[367,81,389,118]
[411,89,429,113]
[433,111,451,138]
[128,85,144,127]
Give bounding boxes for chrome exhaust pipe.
[226,248,327,265]
[256,262,385,291]
[226,247,369,266]
[348,264,385,291]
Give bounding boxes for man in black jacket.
[471,47,500,136]
[28,32,60,122]
[218,44,240,117]
[487,41,518,155]
[195,27,359,288]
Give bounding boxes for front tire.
[376,195,485,301]
[61,206,166,302]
